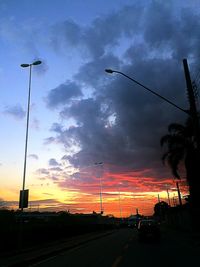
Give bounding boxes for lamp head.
[21,64,30,68]
[32,60,42,66]
[105,69,114,74]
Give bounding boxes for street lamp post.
[105,69,189,115]
[20,60,42,211]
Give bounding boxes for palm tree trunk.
[185,149,200,228]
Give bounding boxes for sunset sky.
[0,0,199,217]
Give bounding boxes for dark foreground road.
[29,227,200,267]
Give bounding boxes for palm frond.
[168,123,185,133]
[160,134,172,147]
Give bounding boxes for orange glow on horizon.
[1,166,189,217]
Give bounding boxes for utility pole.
[157,194,160,203]
[183,59,200,218]
[183,58,199,148]
[166,189,171,206]
[176,181,182,206]
[118,187,122,220]
[183,59,197,116]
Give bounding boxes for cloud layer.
[3,104,26,120]
[43,1,200,198]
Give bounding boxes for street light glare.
[105,69,114,74]
[32,60,42,66]
[21,64,30,68]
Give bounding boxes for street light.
[94,162,104,214]
[20,60,42,211]
[105,68,189,115]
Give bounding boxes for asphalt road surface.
[31,228,200,267]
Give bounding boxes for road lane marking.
[30,255,57,266]
[112,255,123,267]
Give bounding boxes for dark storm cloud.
[82,4,143,59]
[49,158,60,166]
[3,104,26,120]
[46,1,200,183]
[50,19,81,51]
[28,154,39,160]
[43,136,56,145]
[73,54,121,87]
[50,123,63,133]
[46,81,82,108]
[143,2,200,59]
[50,4,144,59]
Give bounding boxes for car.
[127,218,138,228]
[137,219,160,241]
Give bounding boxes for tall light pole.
[94,162,104,214]
[118,186,122,220]
[20,60,42,211]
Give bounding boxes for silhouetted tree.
[161,117,200,221]
[154,201,169,220]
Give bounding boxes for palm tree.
[160,117,200,217]
[160,119,193,178]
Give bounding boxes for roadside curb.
[0,230,115,267]
[161,225,200,249]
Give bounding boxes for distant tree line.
[0,209,117,254]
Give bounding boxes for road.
[30,227,200,267]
